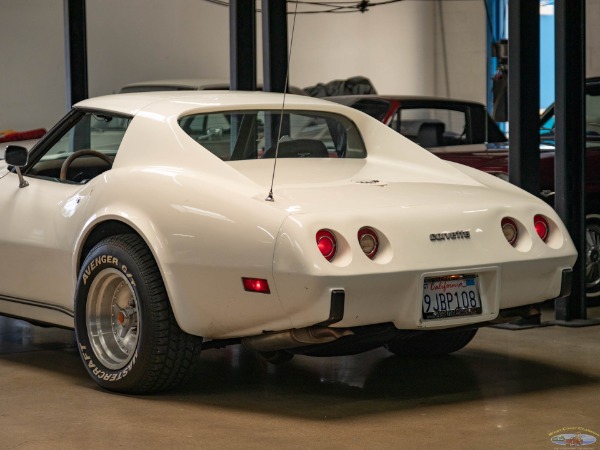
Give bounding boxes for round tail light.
[358,227,379,259]
[534,214,550,241]
[316,229,337,261]
[501,217,518,246]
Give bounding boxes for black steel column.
[261,0,289,150]
[554,0,587,323]
[262,0,288,93]
[508,0,540,196]
[64,0,88,107]
[230,0,256,91]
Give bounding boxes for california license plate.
[422,274,482,320]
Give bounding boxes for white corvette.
[0,92,576,393]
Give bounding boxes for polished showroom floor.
[0,305,599,450]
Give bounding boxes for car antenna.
[266,0,299,202]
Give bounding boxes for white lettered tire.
[74,234,202,394]
[586,214,600,298]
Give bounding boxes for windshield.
[349,99,390,122]
[24,111,131,184]
[178,110,367,160]
[39,113,131,162]
[540,86,600,140]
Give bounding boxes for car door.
[0,171,92,311]
[0,110,130,322]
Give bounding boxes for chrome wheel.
[86,268,140,370]
[586,216,600,297]
[75,234,202,393]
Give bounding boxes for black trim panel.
[558,268,573,298]
[0,294,74,318]
[317,289,345,326]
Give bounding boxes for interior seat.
[417,122,445,147]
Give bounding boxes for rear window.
[541,90,600,140]
[178,110,367,160]
[391,108,467,147]
[351,99,391,122]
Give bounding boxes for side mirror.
[5,145,28,167]
[4,145,29,188]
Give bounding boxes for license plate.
[422,274,482,320]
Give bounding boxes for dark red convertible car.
[328,93,600,300]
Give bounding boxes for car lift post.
[507,0,540,198]
[64,0,88,107]
[492,0,545,330]
[229,0,257,156]
[229,0,256,92]
[552,0,599,327]
[261,0,290,150]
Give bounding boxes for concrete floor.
[0,306,599,450]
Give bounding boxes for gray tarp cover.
[304,76,377,98]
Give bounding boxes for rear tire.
[74,234,202,394]
[585,214,600,299]
[385,329,477,357]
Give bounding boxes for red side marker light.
[242,277,271,294]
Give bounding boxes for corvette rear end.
[231,159,576,355]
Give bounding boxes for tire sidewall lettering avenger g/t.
[74,235,159,392]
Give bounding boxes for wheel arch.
[74,216,181,325]
[77,219,139,270]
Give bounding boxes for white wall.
[86,0,229,97]
[0,0,65,131]
[0,0,486,131]
[288,1,437,96]
[433,0,487,101]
